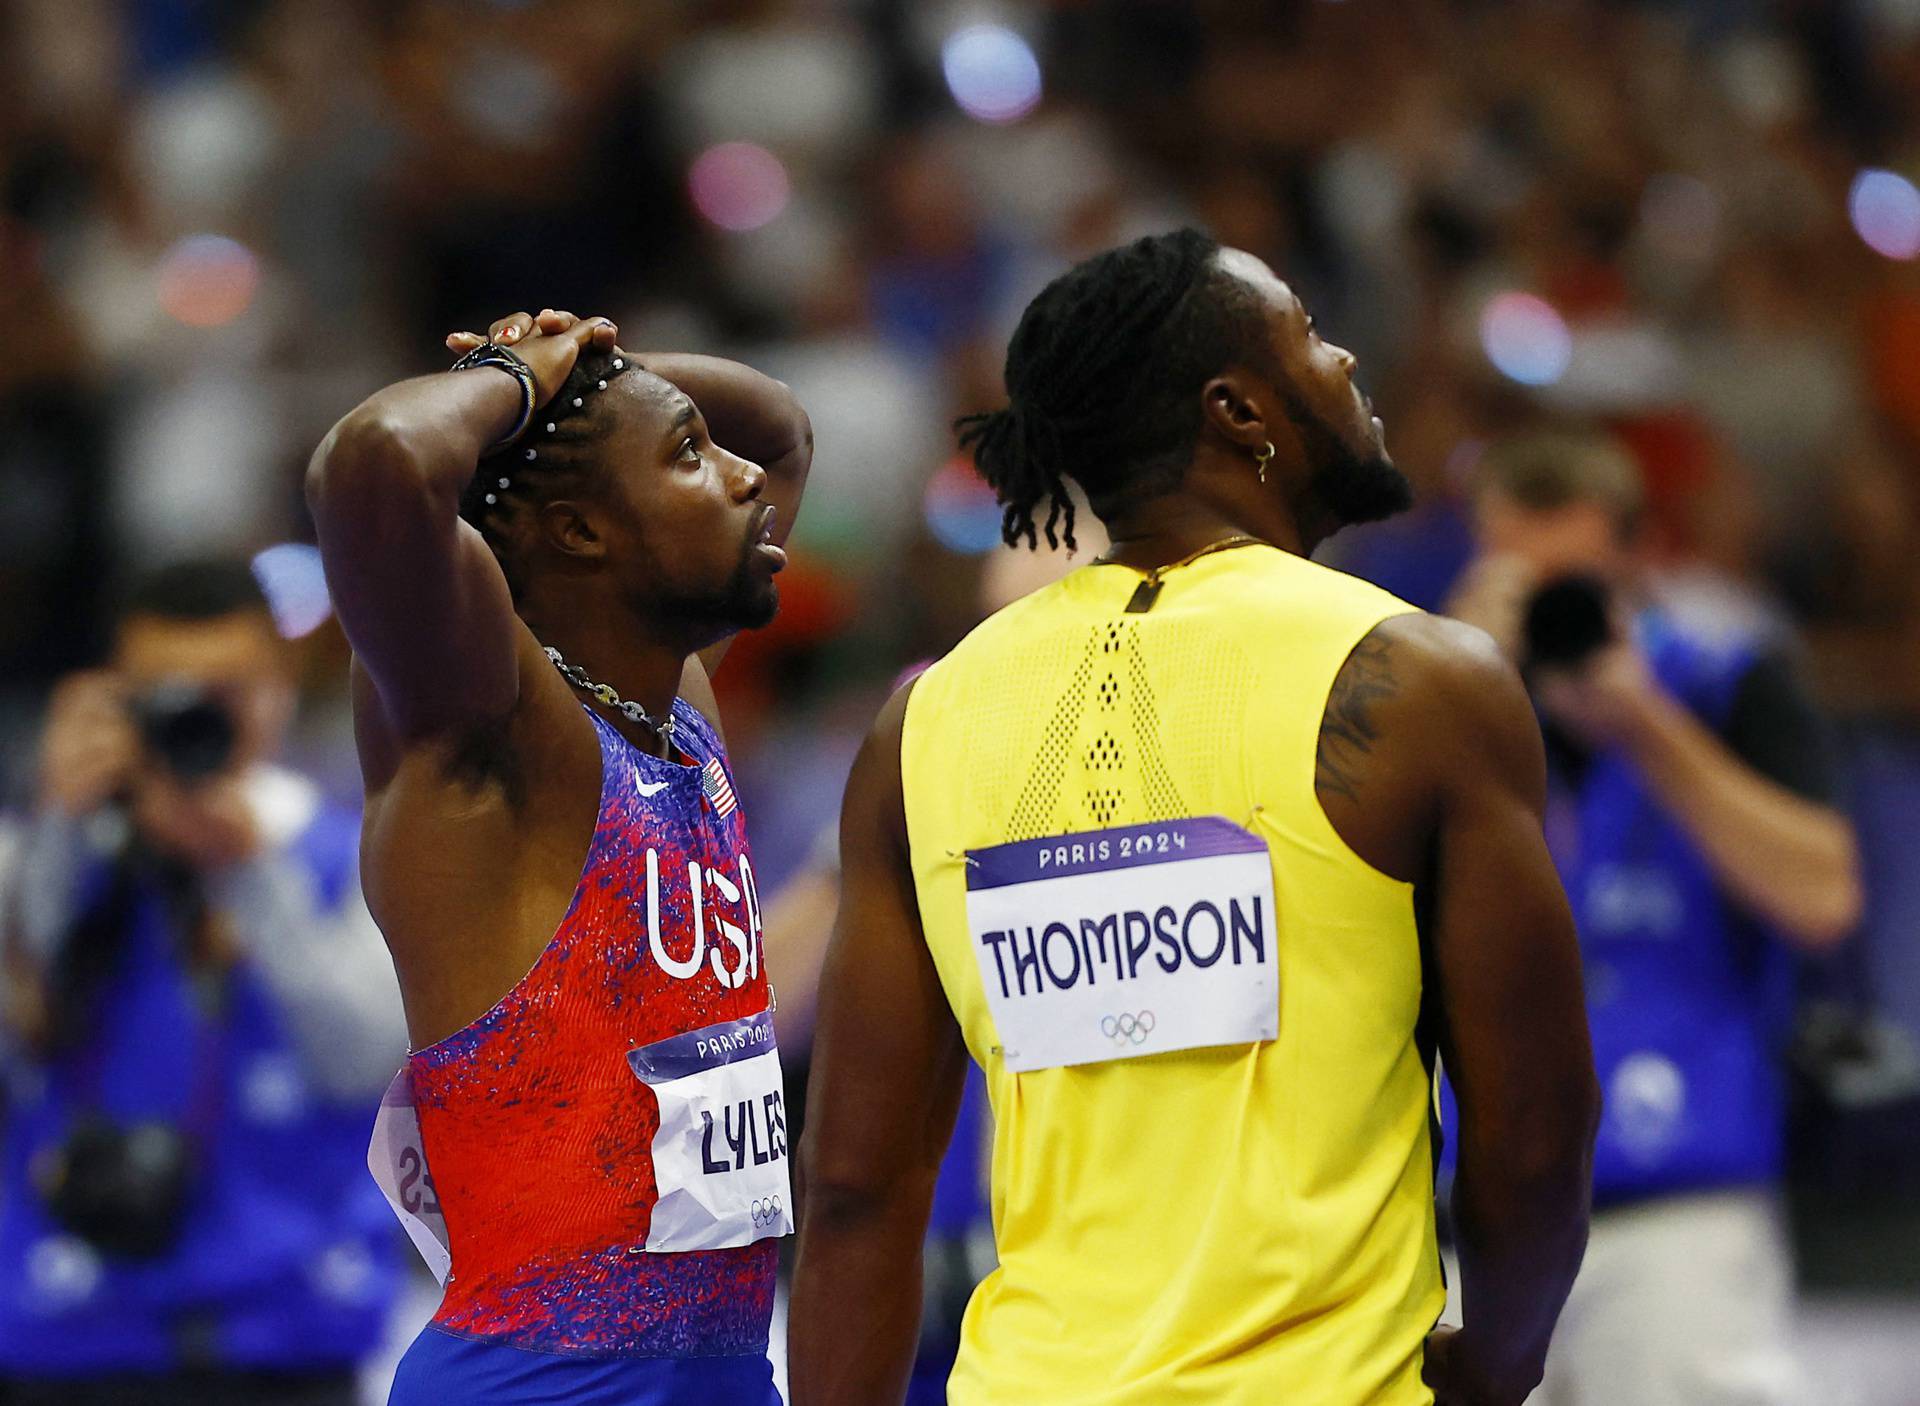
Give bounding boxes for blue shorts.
[388,1325,782,1405]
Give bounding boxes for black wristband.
[450,342,539,452]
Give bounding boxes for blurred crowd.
[5,0,1920,1399]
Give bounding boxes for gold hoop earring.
[1255,441,1276,484]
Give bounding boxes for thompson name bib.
[628,1007,794,1252]
[964,816,1279,1072]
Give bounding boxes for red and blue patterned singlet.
[382,701,788,1404]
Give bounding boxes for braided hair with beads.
[457,346,636,600]
[957,228,1281,552]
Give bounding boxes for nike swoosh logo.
[636,780,672,797]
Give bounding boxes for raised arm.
[789,683,971,1406]
[1535,648,1860,949]
[307,313,617,751]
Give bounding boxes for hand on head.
[446,309,622,407]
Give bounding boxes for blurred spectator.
[0,556,405,1406]
[1443,430,1861,1404]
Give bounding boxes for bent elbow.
[306,413,430,521]
[798,1134,929,1233]
[1460,1070,1600,1197]
[1784,832,1864,952]
[1790,880,1862,952]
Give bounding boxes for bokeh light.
[1479,292,1573,387]
[941,25,1042,125]
[156,234,260,328]
[923,456,1004,555]
[1849,169,1920,261]
[688,142,791,233]
[251,543,333,640]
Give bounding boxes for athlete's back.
[790,230,1598,1406]
[900,545,1438,1403]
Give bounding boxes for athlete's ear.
[539,501,607,561]
[1200,370,1272,454]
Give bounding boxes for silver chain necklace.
[544,646,677,746]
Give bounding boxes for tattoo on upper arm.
[1316,634,1401,803]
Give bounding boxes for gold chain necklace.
[1096,534,1265,613]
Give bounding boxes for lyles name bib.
[627,1006,794,1251]
[963,816,1279,1072]
[368,1006,793,1278]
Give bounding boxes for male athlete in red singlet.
[306,309,811,1404]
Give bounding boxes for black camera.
[132,683,237,782]
[1521,574,1615,674]
[33,1115,195,1259]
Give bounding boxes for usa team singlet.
[372,701,790,1406]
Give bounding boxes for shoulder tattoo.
[1315,633,1401,804]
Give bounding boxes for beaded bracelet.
[450,342,539,452]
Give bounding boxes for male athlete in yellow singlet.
[789,230,1602,1406]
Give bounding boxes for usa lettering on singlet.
[366,699,794,1298]
[963,815,1279,1071]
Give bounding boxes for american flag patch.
[701,757,738,819]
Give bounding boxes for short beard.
[673,554,779,642]
[1283,388,1414,531]
[1308,446,1414,529]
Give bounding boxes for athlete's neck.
[1100,493,1307,575]
[520,602,687,754]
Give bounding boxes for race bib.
[964,816,1279,1072]
[368,1068,451,1284]
[628,1008,793,1252]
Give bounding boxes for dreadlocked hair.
[957,227,1278,551]
[458,346,636,600]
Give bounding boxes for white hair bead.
[612,358,624,370]
[572,397,584,408]
[498,477,510,488]
[545,422,557,434]
[484,493,497,504]
[524,448,537,460]
[596,379,607,391]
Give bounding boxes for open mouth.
[751,505,786,570]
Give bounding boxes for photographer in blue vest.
[0,557,407,1406]
[1443,431,1862,1405]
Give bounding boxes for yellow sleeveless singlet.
[899,543,1442,1406]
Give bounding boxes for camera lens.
[134,683,238,781]
[1522,575,1614,673]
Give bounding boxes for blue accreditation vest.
[1436,612,1796,1208]
[0,803,401,1376]
[1552,612,1795,1204]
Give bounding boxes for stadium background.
[4,0,1920,1400]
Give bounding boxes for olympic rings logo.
[1100,1011,1156,1046]
[750,1196,784,1227]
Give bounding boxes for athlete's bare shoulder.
[353,625,608,1044]
[1315,611,1545,880]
